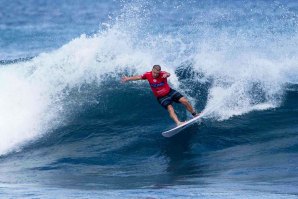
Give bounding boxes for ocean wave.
[0,0,297,157]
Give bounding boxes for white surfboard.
[162,114,203,137]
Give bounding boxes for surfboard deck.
[162,115,202,137]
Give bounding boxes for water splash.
[0,0,297,155]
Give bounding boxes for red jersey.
[141,71,171,98]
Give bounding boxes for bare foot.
[177,121,186,126]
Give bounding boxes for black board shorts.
[157,89,184,109]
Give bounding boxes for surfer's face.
[152,68,161,78]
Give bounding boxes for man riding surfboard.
[122,65,199,126]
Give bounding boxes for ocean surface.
[0,0,298,198]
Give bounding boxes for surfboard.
[162,114,202,137]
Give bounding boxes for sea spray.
[0,0,297,155]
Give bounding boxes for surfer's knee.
[179,97,188,104]
[167,105,174,111]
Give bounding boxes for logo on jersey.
[150,82,165,88]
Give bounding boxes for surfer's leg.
[167,105,183,126]
[179,97,199,116]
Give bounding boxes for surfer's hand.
[121,76,129,83]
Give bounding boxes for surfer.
[122,65,199,126]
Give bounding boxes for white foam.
[1,1,297,155]
[194,29,298,120]
[0,22,178,155]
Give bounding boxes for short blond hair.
[153,65,161,70]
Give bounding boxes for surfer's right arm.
[121,75,143,83]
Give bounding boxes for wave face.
[0,0,298,197]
